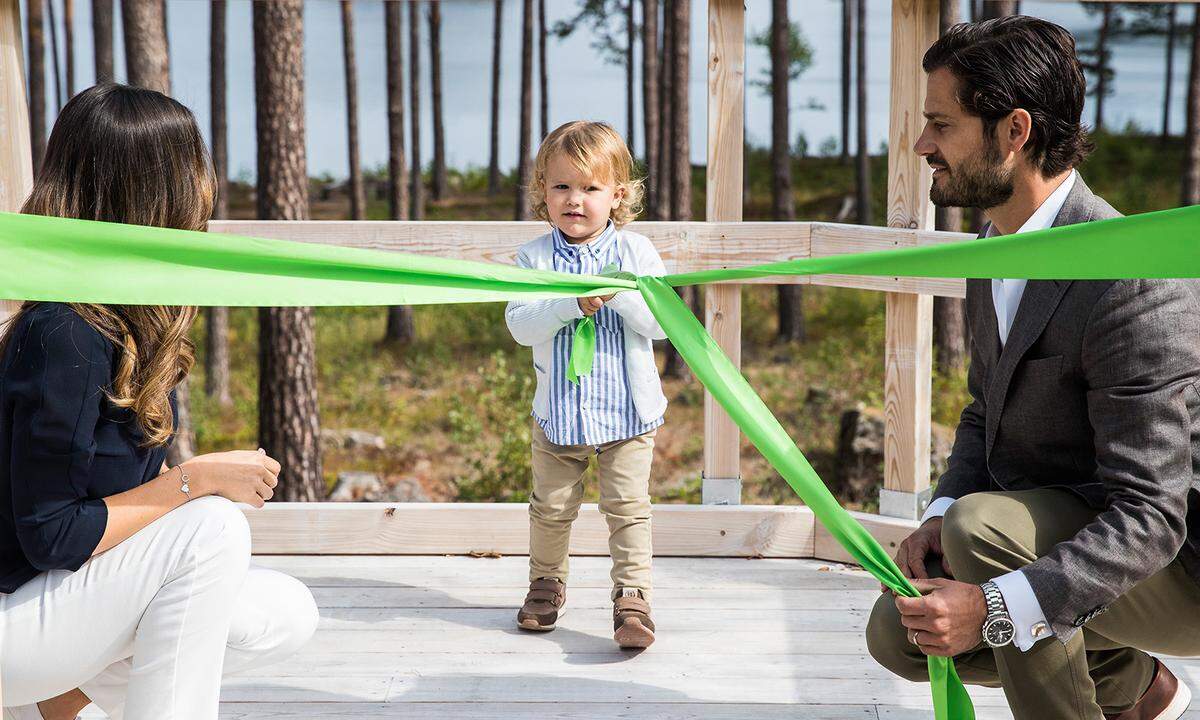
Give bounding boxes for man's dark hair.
[922,16,1094,176]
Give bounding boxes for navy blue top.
[0,303,172,593]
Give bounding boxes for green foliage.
[447,351,536,502]
[749,20,814,96]
[553,0,631,68]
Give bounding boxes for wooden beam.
[703,0,745,504]
[244,503,817,558]
[0,0,32,326]
[813,509,918,564]
[207,220,970,297]
[881,0,939,519]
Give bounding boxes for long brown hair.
[1,84,216,446]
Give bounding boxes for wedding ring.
[909,629,920,646]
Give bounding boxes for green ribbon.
[3,204,1198,719]
[566,316,596,384]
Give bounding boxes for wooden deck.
[71,553,1172,720]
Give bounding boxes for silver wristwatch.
[980,580,1015,648]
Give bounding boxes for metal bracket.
[701,475,742,506]
[878,487,933,520]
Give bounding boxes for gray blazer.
[932,176,1200,642]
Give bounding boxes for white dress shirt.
[922,170,1078,652]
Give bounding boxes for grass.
[192,130,1186,507]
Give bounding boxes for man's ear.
[1004,109,1033,157]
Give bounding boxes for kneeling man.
[866,16,1200,720]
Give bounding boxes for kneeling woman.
[0,84,319,720]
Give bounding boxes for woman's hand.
[180,449,281,508]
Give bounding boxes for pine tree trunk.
[841,0,852,164]
[488,0,504,195]
[429,0,447,201]
[515,0,534,220]
[253,0,323,501]
[1163,3,1178,143]
[655,0,672,221]
[122,0,169,94]
[626,0,635,152]
[1094,4,1112,131]
[205,307,231,407]
[670,0,689,223]
[772,0,803,343]
[47,0,63,110]
[206,0,231,408]
[409,1,425,220]
[64,0,74,96]
[662,0,692,379]
[121,0,194,463]
[979,0,1017,18]
[166,375,194,466]
[538,0,548,138]
[384,0,414,346]
[386,0,410,221]
[1183,7,1200,206]
[642,0,659,218]
[28,0,46,173]
[92,0,113,83]
[854,0,870,224]
[340,1,366,220]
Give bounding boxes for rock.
[831,405,953,504]
[379,477,430,503]
[329,471,383,501]
[329,471,431,503]
[321,429,386,452]
[805,385,831,404]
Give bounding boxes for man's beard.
[928,139,1015,210]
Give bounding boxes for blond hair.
[0,84,213,447]
[528,121,644,227]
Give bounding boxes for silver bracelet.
[178,465,192,500]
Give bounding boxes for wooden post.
[0,0,32,328]
[880,0,938,519]
[0,0,28,703]
[702,0,744,505]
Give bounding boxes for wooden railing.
[209,218,972,513]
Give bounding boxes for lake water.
[21,0,1196,180]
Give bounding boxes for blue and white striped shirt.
[536,223,665,446]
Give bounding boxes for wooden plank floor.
[84,555,1200,719]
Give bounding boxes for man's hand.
[894,516,953,582]
[895,578,988,657]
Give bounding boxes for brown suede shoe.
[1105,659,1192,720]
[516,578,566,632]
[613,589,655,649]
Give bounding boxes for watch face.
[983,617,1015,647]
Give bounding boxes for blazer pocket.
[1020,354,1063,377]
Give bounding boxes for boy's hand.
[579,296,606,316]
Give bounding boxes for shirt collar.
[552,221,617,260]
[984,169,1077,238]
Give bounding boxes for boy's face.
[543,154,625,243]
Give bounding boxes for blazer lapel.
[981,176,1092,456]
[984,280,1071,455]
[967,277,1001,367]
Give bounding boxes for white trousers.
[0,496,319,720]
